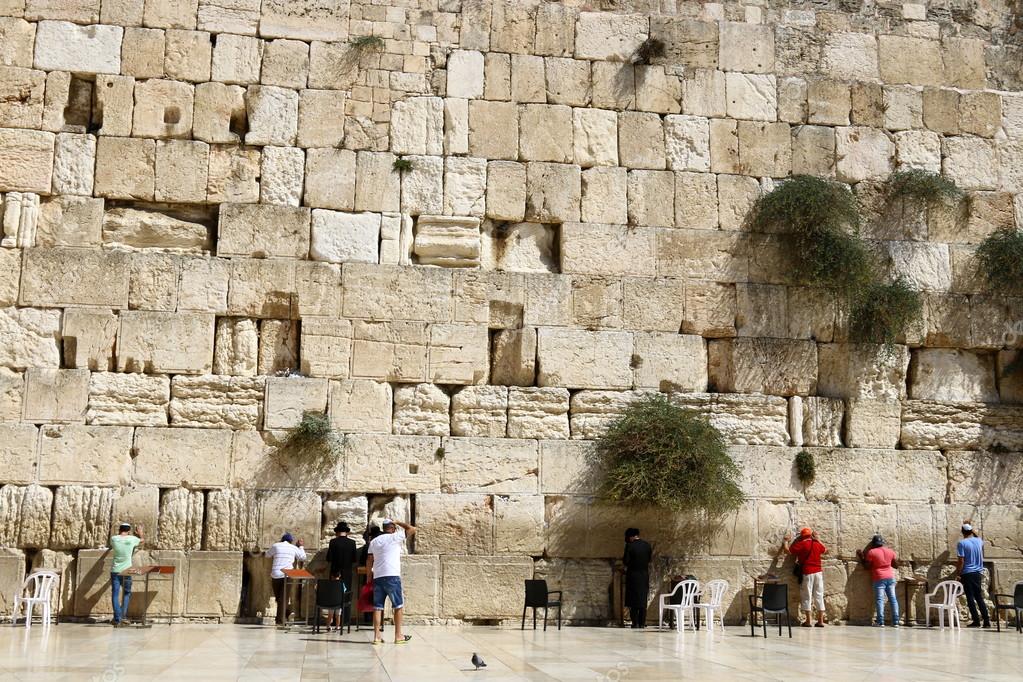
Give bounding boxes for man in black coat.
[623,528,653,628]
[325,522,358,629]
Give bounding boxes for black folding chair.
[993,581,1023,633]
[748,583,792,638]
[522,579,562,631]
[312,579,349,634]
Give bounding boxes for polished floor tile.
[0,622,1020,681]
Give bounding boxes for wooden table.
[900,577,928,627]
[282,568,315,629]
[120,565,176,627]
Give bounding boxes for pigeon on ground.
[471,653,487,670]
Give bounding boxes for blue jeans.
[111,573,132,623]
[873,578,899,625]
[373,576,404,610]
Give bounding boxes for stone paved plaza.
[1,623,1021,681]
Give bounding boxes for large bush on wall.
[976,227,1023,297]
[591,394,745,516]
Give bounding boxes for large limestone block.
[38,425,132,485]
[263,377,328,430]
[560,223,656,278]
[184,551,242,617]
[0,485,50,548]
[519,104,573,163]
[0,17,35,68]
[835,126,893,182]
[806,448,947,503]
[132,79,194,140]
[401,554,440,618]
[294,261,341,319]
[942,136,998,191]
[947,451,1023,506]
[0,425,38,484]
[170,375,264,429]
[708,338,818,397]
[494,494,544,555]
[244,86,298,146]
[901,401,1023,451]
[328,379,391,434]
[0,129,54,193]
[117,311,214,374]
[256,319,296,375]
[86,373,168,427]
[217,203,309,259]
[212,317,257,376]
[33,20,122,74]
[94,137,155,200]
[134,426,231,487]
[350,320,427,382]
[574,12,646,61]
[576,166,626,224]
[909,349,997,402]
[802,397,844,447]
[524,162,581,223]
[22,368,88,424]
[0,307,60,370]
[844,399,900,449]
[440,555,533,618]
[539,440,596,495]
[0,368,23,423]
[344,434,441,493]
[446,49,484,99]
[573,108,618,168]
[400,155,444,217]
[881,241,951,292]
[507,387,570,439]
[632,333,707,391]
[36,196,103,248]
[537,328,633,390]
[878,35,943,87]
[300,317,352,379]
[390,96,442,156]
[178,256,229,314]
[627,170,675,227]
[20,247,128,309]
[657,229,748,282]
[304,147,355,210]
[441,437,539,494]
[206,144,259,202]
[429,323,489,385]
[821,32,879,81]
[817,344,910,401]
[413,215,481,268]
[724,73,776,122]
[310,210,379,264]
[259,145,303,206]
[415,493,494,556]
[442,156,487,217]
[451,386,508,438]
[127,251,179,312]
[618,112,665,170]
[230,430,342,491]
[52,132,94,196]
[51,487,116,550]
[342,263,452,322]
[393,383,449,437]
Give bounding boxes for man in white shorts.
[367,518,416,645]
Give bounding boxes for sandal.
[372,639,384,645]
[396,635,412,644]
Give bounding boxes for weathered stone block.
[117,311,214,374]
[447,49,484,99]
[33,20,122,74]
[263,377,328,430]
[415,493,494,555]
[525,161,580,223]
[451,386,508,438]
[344,434,441,493]
[343,264,452,323]
[86,372,168,427]
[802,397,844,448]
[835,126,893,183]
[632,332,707,391]
[901,401,1023,451]
[0,425,39,485]
[537,328,632,390]
[95,136,155,200]
[52,132,95,196]
[908,349,998,402]
[657,229,747,281]
[299,317,352,379]
[185,551,242,617]
[22,368,88,424]
[393,383,449,437]
[725,73,776,121]
[0,307,61,370]
[821,32,878,81]
[169,374,263,429]
[304,147,356,210]
[134,426,231,487]
[38,425,132,485]
[0,129,54,194]
[51,487,115,550]
[574,12,646,62]
[217,203,309,259]
[818,343,909,401]
[708,338,817,397]
[328,379,391,434]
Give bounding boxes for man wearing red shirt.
[857,534,900,627]
[784,527,827,627]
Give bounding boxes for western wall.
[0,0,1021,625]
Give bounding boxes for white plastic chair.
[658,579,701,632]
[925,580,964,628]
[12,570,59,628]
[694,579,729,631]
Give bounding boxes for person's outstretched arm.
[395,520,416,538]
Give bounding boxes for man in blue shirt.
[955,523,990,628]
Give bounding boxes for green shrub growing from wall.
[286,412,345,460]
[884,169,964,205]
[591,394,744,516]
[976,227,1023,297]
[794,450,816,487]
[848,279,923,347]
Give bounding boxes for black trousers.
[961,572,990,625]
[272,577,287,625]
[630,604,647,628]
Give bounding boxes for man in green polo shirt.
[109,523,143,627]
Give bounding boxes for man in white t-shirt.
[264,533,307,625]
[367,518,416,645]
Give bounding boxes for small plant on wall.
[794,450,816,488]
[285,412,345,460]
[393,157,414,173]
[591,394,745,516]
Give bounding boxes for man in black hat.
[326,521,357,630]
[623,528,652,628]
